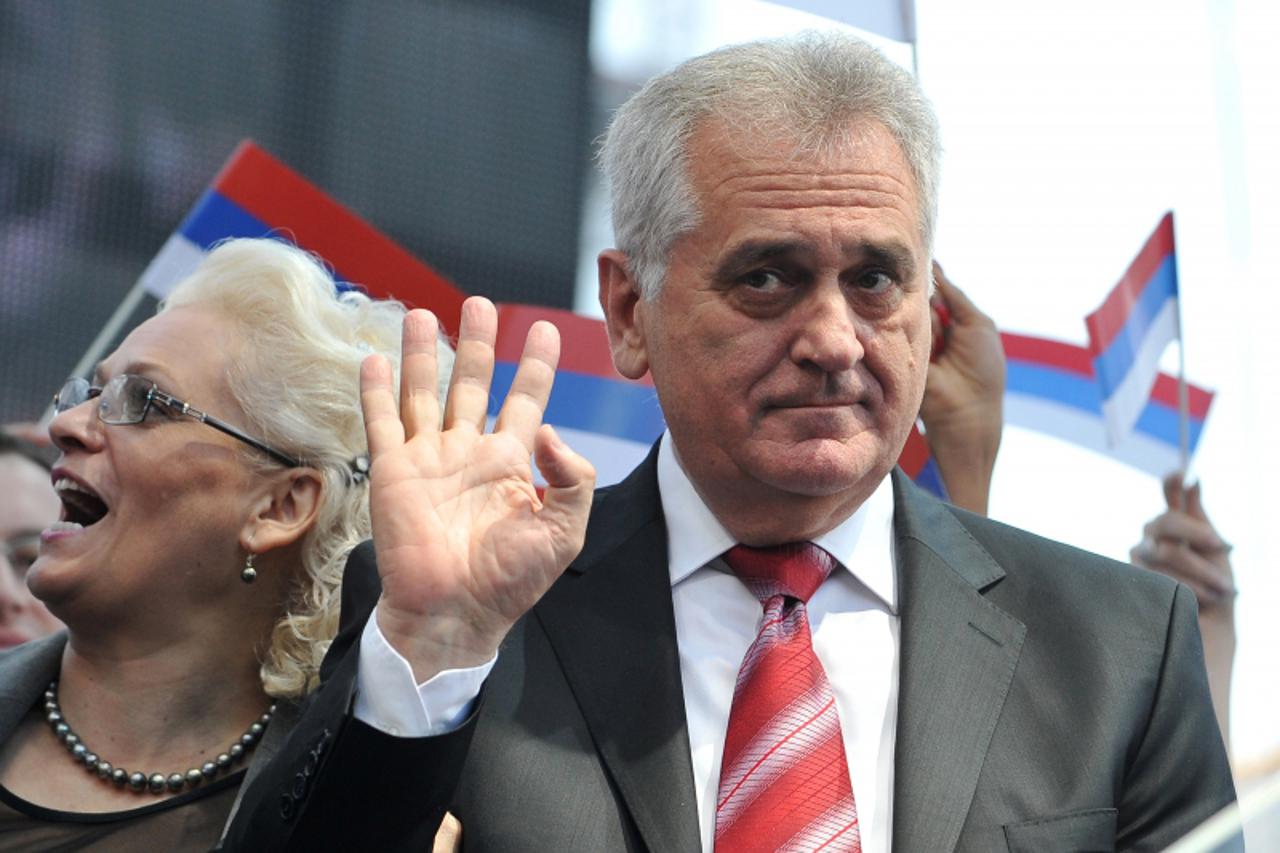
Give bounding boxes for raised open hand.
[360,297,596,681]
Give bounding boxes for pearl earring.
[241,552,257,584]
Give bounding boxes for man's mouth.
[53,477,109,529]
[768,398,864,412]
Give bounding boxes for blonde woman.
[0,238,452,850]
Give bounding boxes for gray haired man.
[231,31,1236,853]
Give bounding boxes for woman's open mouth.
[52,476,109,530]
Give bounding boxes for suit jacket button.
[280,793,295,821]
[293,772,309,800]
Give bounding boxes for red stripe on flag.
[1085,211,1175,355]
[1000,332,1094,377]
[897,424,930,478]
[494,303,655,386]
[1000,329,1212,419]
[212,141,467,336]
[1149,373,1213,419]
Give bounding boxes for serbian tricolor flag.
[67,140,464,386]
[1085,212,1181,446]
[1002,331,1212,476]
[138,140,464,328]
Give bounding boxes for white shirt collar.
[656,432,898,612]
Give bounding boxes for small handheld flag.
[66,140,465,389]
[1002,331,1212,476]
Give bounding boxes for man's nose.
[789,281,864,373]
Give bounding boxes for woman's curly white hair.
[162,237,453,698]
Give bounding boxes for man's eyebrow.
[714,240,812,276]
[715,239,919,278]
[851,241,919,278]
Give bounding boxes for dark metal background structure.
[0,0,592,424]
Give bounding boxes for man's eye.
[741,270,786,292]
[856,270,895,293]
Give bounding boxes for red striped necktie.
[714,542,861,853]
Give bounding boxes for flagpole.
[1175,315,1190,512]
[1172,213,1190,512]
[42,278,150,424]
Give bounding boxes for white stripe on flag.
[138,233,206,300]
[1099,299,1179,446]
[551,427,653,487]
[1005,394,1182,477]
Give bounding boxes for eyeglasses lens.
[100,375,152,425]
[53,375,153,424]
[53,378,90,414]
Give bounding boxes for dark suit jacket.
[234,447,1237,852]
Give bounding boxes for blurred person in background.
[0,434,63,649]
[0,237,458,851]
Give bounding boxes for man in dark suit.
[228,31,1236,852]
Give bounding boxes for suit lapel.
[0,633,66,739]
[535,446,702,853]
[889,471,1026,852]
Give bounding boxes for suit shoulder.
[943,504,1180,615]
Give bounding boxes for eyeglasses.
[52,375,301,468]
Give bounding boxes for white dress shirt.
[354,434,900,853]
[658,437,900,853]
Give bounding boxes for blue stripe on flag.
[179,190,273,247]
[1092,255,1178,397]
[1006,361,1103,415]
[176,190,359,292]
[490,363,666,444]
[912,458,948,500]
[1008,359,1205,451]
[1134,398,1206,449]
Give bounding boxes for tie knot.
[722,542,835,604]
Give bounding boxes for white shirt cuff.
[353,611,496,738]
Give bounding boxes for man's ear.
[239,468,324,556]
[598,249,650,380]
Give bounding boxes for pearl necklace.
[43,680,276,795]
